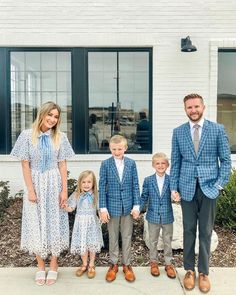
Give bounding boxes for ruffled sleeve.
[10,129,31,161]
[58,132,75,161]
[67,191,78,209]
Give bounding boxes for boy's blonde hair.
[152,152,169,165]
[32,101,61,148]
[109,134,128,148]
[76,170,98,206]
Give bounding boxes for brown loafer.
[106,264,118,282]
[165,264,176,279]
[150,261,160,277]
[87,266,96,279]
[123,265,136,282]
[183,270,196,290]
[199,273,211,293]
[75,265,87,277]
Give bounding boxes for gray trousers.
[148,222,173,265]
[107,214,133,265]
[181,183,216,275]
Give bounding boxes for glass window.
[88,51,151,153]
[10,51,72,146]
[217,51,236,153]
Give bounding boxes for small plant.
[215,169,236,230]
[0,181,11,220]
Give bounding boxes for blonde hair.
[109,135,128,148]
[76,170,98,207]
[152,152,169,165]
[32,101,61,148]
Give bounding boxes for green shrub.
[215,169,236,230]
[0,181,11,220]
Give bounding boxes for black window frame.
[0,47,152,154]
[218,48,236,154]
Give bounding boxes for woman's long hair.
[32,101,61,148]
[76,170,98,207]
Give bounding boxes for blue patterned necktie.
[38,131,53,172]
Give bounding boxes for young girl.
[64,170,103,279]
[10,101,75,286]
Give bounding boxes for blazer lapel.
[183,122,197,158]
[111,157,121,183]
[161,175,169,198]
[121,157,129,184]
[151,174,161,197]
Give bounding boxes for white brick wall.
[0,0,236,194]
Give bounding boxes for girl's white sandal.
[46,270,58,285]
[35,270,46,286]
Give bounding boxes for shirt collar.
[189,117,204,129]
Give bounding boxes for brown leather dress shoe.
[150,261,160,277]
[183,270,196,290]
[123,265,136,282]
[106,264,118,282]
[165,264,176,279]
[199,273,211,293]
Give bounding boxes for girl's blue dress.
[68,191,104,255]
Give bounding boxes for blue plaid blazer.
[140,173,174,224]
[99,156,140,217]
[170,119,231,201]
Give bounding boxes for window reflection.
[10,51,72,146]
[217,51,236,153]
[88,51,150,152]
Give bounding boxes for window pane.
[217,51,236,153]
[88,51,150,152]
[10,51,72,146]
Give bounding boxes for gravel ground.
[0,198,235,268]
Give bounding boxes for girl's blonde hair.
[32,101,61,148]
[76,170,98,206]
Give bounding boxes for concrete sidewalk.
[0,267,235,295]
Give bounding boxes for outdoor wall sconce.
[181,36,197,52]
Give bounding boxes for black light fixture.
[181,36,197,52]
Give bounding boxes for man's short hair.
[183,93,203,103]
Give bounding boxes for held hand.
[171,191,181,202]
[62,203,73,212]
[60,190,68,208]
[131,209,140,220]
[28,190,37,203]
[100,211,110,223]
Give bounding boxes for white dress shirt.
[156,173,165,195]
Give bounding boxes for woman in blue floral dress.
[64,170,103,279]
[11,101,74,286]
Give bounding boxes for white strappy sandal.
[46,270,58,286]
[35,270,46,286]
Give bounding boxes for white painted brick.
[1,0,236,190]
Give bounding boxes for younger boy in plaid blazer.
[99,135,140,282]
[140,153,176,279]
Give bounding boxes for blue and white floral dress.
[68,191,103,255]
[10,129,75,258]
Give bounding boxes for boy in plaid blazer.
[140,153,176,279]
[99,135,140,283]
